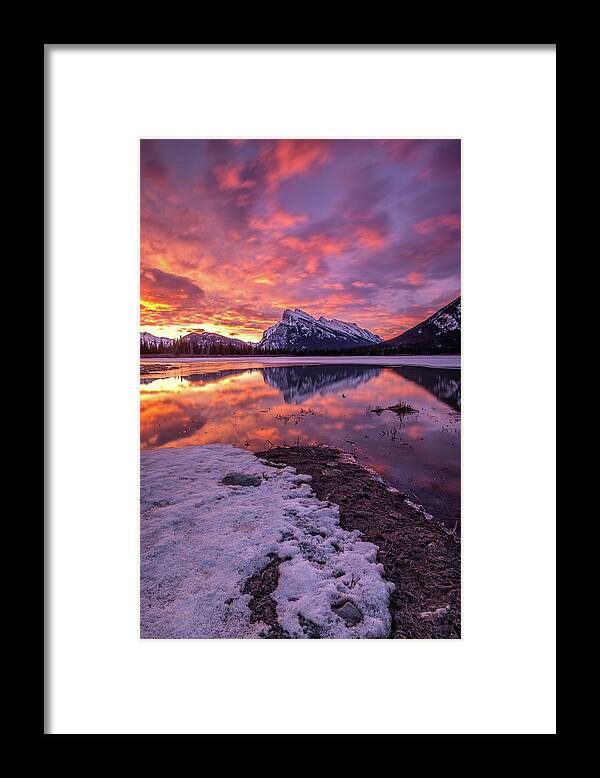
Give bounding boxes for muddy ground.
[256,445,461,639]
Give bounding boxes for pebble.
[419,605,450,622]
[333,600,363,625]
[221,472,262,487]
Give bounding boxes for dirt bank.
[257,445,461,639]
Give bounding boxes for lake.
[140,358,461,529]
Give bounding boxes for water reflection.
[263,365,381,403]
[391,366,461,411]
[140,362,461,527]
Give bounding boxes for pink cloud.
[406,272,424,287]
[214,162,255,191]
[264,140,330,184]
[250,209,308,234]
[414,213,460,235]
[380,139,423,163]
[280,233,346,257]
[354,227,387,248]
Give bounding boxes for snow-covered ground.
[141,444,393,638]
[140,355,461,370]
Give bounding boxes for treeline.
[141,339,460,357]
[257,342,460,357]
[172,340,255,356]
[140,338,255,356]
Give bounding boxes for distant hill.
[140,332,175,349]
[140,330,252,355]
[178,331,253,354]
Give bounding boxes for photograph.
[140,138,461,639]
[46,43,556,735]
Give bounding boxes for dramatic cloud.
[140,139,460,341]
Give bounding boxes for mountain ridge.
[383,297,460,352]
[139,297,461,355]
[258,308,382,352]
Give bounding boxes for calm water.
[140,361,461,528]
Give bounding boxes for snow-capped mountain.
[258,309,383,352]
[140,332,175,348]
[384,297,461,352]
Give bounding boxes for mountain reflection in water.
[262,365,382,404]
[140,362,461,527]
[391,366,461,412]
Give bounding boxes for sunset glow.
[140,139,461,342]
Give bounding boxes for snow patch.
[141,444,393,638]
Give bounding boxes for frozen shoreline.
[259,446,461,639]
[141,444,393,639]
[140,354,461,370]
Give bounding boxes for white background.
[47,45,556,734]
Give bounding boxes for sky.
[141,139,460,343]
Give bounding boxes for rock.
[427,541,445,554]
[333,600,363,625]
[419,605,450,622]
[221,472,262,487]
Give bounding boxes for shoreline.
[140,354,461,371]
[258,445,461,639]
[141,442,460,639]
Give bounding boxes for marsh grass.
[369,401,418,417]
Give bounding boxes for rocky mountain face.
[258,309,383,352]
[384,297,461,353]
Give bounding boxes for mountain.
[140,332,175,348]
[140,299,460,356]
[258,309,383,352]
[178,332,253,354]
[383,297,461,353]
[140,330,253,354]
